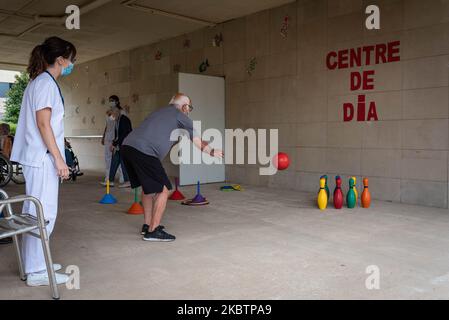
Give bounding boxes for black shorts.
[121,145,172,194]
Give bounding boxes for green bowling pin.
[347,178,356,209]
[324,175,330,199]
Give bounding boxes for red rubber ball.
[274,152,290,171]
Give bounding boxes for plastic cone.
[190,181,207,204]
[169,178,185,200]
[169,189,186,200]
[127,188,144,214]
[127,202,144,215]
[100,180,117,204]
[100,193,117,204]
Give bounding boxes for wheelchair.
[0,154,25,187]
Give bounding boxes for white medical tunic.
[11,71,65,166]
[10,71,65,275]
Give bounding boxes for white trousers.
[104,140,123,183]
[21,154,59,274]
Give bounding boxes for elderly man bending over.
[121,93,223,242]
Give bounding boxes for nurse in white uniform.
[10,36,77,287]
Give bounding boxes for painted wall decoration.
[155,50,162,60]
[183,39,191,49]
[199,59,210,73]
[87,97,91,105]
[75,106,80,114]
[71,82,79,91]
[132,93,139,103]
[91,116,96,125]
[247,57,257,76]
[326,41,401,122]
[212,33,223,47]
[104,72,109,82]
[101,98,106,105]
[82,116,87,124]
[280,15,290,38]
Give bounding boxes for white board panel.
[178,73,225,185]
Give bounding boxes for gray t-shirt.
[123,105,196,160]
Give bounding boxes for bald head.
[170,93,191,105]
[170,93,192,115]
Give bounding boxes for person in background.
[103,95,132,188]
[0,123,13,158]
[0,123,14,245]
[100,101,124,186]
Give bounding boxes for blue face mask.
[61,62,74,77]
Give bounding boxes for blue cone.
[100,193,117,204]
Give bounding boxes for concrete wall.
[61,0,449,208]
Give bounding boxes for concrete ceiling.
[0,0,294,71]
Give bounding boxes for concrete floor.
[1,174,449,300]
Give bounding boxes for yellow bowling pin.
[352,176,358,203]
[317,178,328,210]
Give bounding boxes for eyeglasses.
[186,104,194,112]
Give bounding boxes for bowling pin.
[318,175,324,194]
[347,178,356,209]
[317,178,328,210]
[352,176,358,203]
[333,176,344,209]
[324,175,330,199]
[318,175,330,199]
[361,178,371,208]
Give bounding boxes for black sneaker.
[143,226,175,242]
[141,224,165,235]
[141,224,149,235]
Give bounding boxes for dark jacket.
[113,114,132,147]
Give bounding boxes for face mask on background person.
[109,101,117,108]
[61,62,74,77]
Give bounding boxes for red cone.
[169,178,186,200]
[169,189,185,200]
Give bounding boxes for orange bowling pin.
[361,178,371,208]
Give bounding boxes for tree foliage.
[3,72,29,124]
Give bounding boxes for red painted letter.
[375,44,387,64]
[344,103,354,122]
[362,45,375,65]
[338,49,349,69]
[367,101,378,121]
[388,41,401,62]
[351,72,362,91]
[327,51,338,70]
[363,70,375,90]
[357,95,366,122]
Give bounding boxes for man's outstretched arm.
[192,136,223,158]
